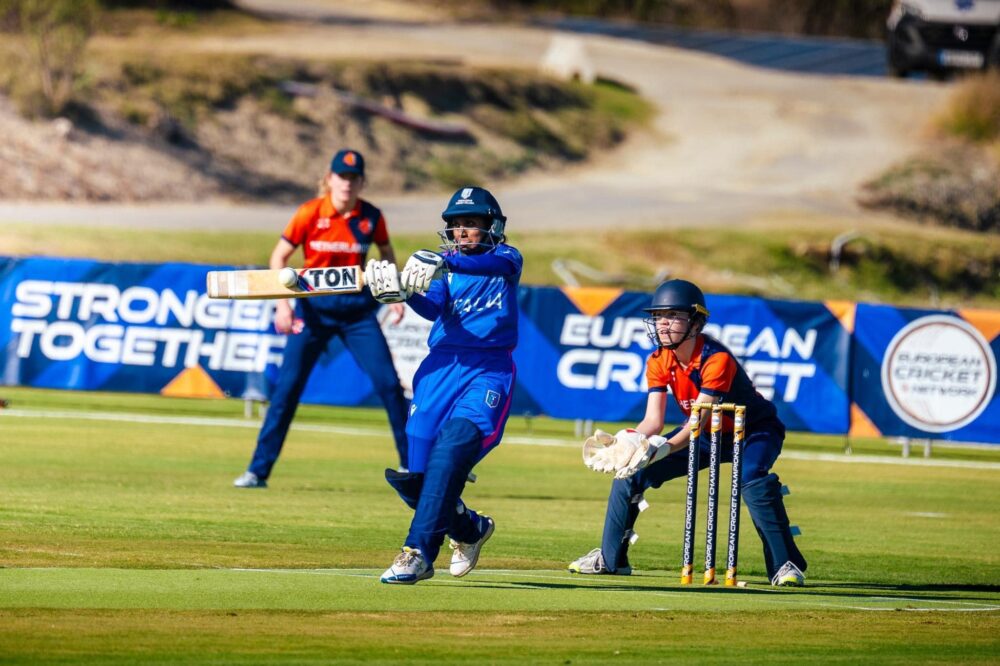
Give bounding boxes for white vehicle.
[887,0,1000,77]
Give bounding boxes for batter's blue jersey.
[407,244,522,351]
[404,244,522,472]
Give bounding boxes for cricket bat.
[206,265,364,300]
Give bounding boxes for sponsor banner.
[8,257,998,443]
[1,257,285,399]
[851,304,1000,442]
[300,304,434,409]
[705,295,850,434]
[515,287,651,422]
[512,287,851,432]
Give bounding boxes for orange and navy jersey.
[282,196,388,268]
[646,334,778,430]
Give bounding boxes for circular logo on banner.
[881,315,996,433]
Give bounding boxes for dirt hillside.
[0,0,948,232]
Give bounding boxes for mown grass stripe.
[5,408,1000,469]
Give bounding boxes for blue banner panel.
[852,304,1000,442]
[1,257,285,400]
[513,287,652,422]
[0,258,852,436]
[702,295,851,434]
[510,286,851,432]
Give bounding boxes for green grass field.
[1,386,998,663]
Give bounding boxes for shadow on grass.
[456,579,664,593]
[817,582,1000,593]
[453,577,755,595]
[457,576,1000,605]
[803,582,1000,603]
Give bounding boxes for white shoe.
[449,515,495,577]
[771,561,805,587]
[567,548,632,575]
[381,547,434,585]
[233,471,267,488]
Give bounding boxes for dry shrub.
[930,71,1000,145]
[862,71,1000,232]
[1,0,100,117]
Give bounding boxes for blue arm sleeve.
[406,281,446,320]
[443,248,521,277]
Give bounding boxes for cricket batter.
[233,149,409,488]
[569,279,808,586]
[364,186,521,584]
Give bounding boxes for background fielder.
[366,185,522,585]
[571,279,808,586]
[233,149,409,488]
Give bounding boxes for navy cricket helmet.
[440,186,507,245]
[644,279,710,318]
[643,279,710,349]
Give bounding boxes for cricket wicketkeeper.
[571,279,808,586]
[365,186,522,584]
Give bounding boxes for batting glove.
[364,259,406,304]
[400,250,446,296]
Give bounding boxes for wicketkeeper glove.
[364,259,406,304]
[614,434,668,480]
[400,250,446,296]
[582,429,667,479]
[582,429,617,472]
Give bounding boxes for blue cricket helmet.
[441,186,507,243]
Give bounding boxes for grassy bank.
[2,215,997,308]
[0,23,653,200]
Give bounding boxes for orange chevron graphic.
[849,402,881,438]
[161,365,225,399]
[956,308,1000,343]
[824,300,856,334]
[561,286,624,316]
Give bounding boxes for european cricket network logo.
[881,315,997,433]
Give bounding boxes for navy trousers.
[405,418,485,563]
[248,311,409,479]
[600,421,805,579]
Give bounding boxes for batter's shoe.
[381,547,434,585]
[568,548,632,575]
[449,515,495,577]
[771,561,805,587]
[233,471,267,488]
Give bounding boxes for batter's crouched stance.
[570,279,808,586]
[365,186,521,584]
